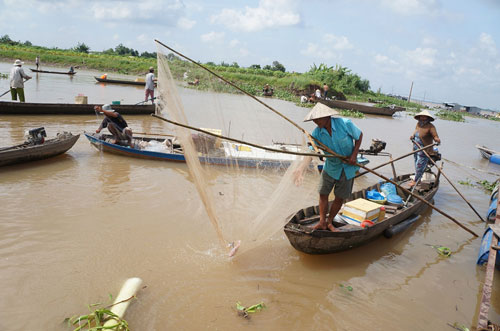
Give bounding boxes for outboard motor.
[25,127,47,145]
[368,139,387,154]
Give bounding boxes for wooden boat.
[0,132,79,167]
[85,132,325,169]
[284,172,440,254]
[30,68,76,75]
[0,101,155,115]
[95,76,148,86]
[476,145,499,160]
[318,99,404,116]
[84,132,370,170]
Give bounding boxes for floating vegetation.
[236,302,266,319]
[65,296,135,331]
[339,109,365,118]
[427,244,451,257]
[339,284,353,292]
[458,178,497,193]
[435,110,465,122]
[0,72,8,79]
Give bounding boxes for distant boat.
[30,68,76,75]
[0,131,79,167]
[318,99,404,116]
[476,145,499,160]
[94,76,149,86]
[0,101,154,115]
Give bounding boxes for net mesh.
[155,43,320,255]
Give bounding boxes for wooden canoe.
[318,99,403,116]
[476,145,499,160]
[0,101,154,115]
[30,68,76,75]
[84,133,371,170]
[0,132,79,167]
[94,76,147,86]
[284,172,440,254]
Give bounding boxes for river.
[1,62,500,330]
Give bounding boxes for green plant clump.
[435,110,465,122]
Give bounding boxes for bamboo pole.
[153,40,479,238]
[412,139,485,222]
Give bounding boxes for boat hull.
[318,99,402,116]
[284,173,439,254]
[30,68,76,75]
[94,77,147,86]
[0,133,80,167]
[0,101,154,115]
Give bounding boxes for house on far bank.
[444,103,465,111]
[465,106,482,115]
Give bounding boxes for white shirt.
[315,89,321,98]
[145,72,155,90]
[9,66,29,88]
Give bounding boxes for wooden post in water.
[408,81,414,103]
[477,197,500,329]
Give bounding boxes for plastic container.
[387,194,403,207]
[380,182,397,196]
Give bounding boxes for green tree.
[0,34,17,45]
[74,42,90,53]
[272,61,286,72]
[249,64,261,69]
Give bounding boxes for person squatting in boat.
[95,104,133,147]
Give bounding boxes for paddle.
[412,139,486,222]
[154,39,479,238]
[135,97,156,105]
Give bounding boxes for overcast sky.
[1,0,499,110]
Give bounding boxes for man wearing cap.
[9,59,31,102]
[95,104,133,146]
[301,103,363,232]
[145,67,155,103]
[409,110,441,187]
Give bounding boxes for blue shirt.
[311,117,362,180]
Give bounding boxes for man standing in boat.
[95,104,133,147]
[145,67,155,103]
[297,103,363,232]
[9,59,31,103]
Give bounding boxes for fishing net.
[154,41,321,255]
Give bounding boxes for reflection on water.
[0,63,499,330]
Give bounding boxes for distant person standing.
[145,67,155,103]
[323,83,329,99]
[9,59,31,103]
[35,55,40,70]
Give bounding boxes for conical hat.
[414,109,434,121]
[303,102,339,122]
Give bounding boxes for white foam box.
[341,198,382,226]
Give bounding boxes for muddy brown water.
[1,62,500,330]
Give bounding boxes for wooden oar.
[153,114,479,238]
[412,139,486,222]
[355,142,437,178]
[153,40,479,238]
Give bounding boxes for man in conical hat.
[409,109,441,187]
[9,59,31,102]
[301,102,363,232]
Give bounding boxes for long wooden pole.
[153,114,478,237]
[413,139,485,222]
[153,40,479,238]
[355,142,437,178]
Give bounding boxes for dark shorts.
[318,170,353,199]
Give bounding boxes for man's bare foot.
[327,223,339,232]
[311,222,327,231]
[408,180,416,187]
